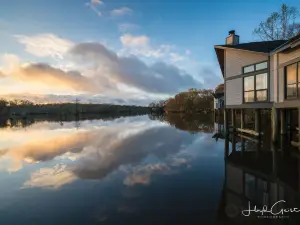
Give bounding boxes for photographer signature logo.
[226,200,300,219]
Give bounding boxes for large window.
[286,62,300,99]
[243,61,268,74]
[244,73,268,102]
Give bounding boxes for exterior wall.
[271,54,277,102]
[225,78,242,105]
[274,49,300,104]
[278,67,285,102]
[279,48,300,65]
[225,49,268,78]
[269,55,275,102]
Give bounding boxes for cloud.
[15,34,74,59]
[185,49,191,55]
[124,163,170,186]
[0,70,5,78]
[119,34,176,59]
[91,0,103,4]
[199,67,222,89]
[69,42,201,94]
[85,0,103,16]
[118,23,140,32]
[169,53,185,62]
[23,164,77,189]
[123,157,189,186]
[0,130,97,171]
[12,63,98,93]
[7,33,220,99]
[111,7,133,16]
[120,34,149,48]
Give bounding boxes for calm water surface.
[0,114,299,225]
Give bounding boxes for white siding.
[271,55,277,102]
[226,78,242,106]
[279,48,300,65]
[273,49,300,103]
[225,49,268,78]
[278,68,285,102]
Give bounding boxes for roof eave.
[214,45,269,55]
[214,47,225,77]
[271,37,300,54]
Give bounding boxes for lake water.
[0,114,299,225]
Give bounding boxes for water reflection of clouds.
[0,116,218,190]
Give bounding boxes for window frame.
[243,73,268,103]
[242,61,268,74]
[285,62,300,99]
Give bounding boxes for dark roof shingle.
[215,40,287,53]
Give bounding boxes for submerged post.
[280,109,286,135]
[231,109,236,132]
[241,109,245,129]
[255,109,261,133]
[272,107,279,144]
[287,109,292,131]
[298,108,300,147]
[224,109,228,134]
[232,132,236,152]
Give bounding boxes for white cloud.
[15,33,74,59]
[185,49,191,55]
[91,0,103,4]
[124,163,170,186]
[169,53,185,62]
[1,53,20,73]
[23,164,77,189]
[86,0,103,17]
[69,42,201,94]
[120,34,149,48]
[120,34,175,59]
[111,7,133,16]
[118,23,139,32]
[3,32,220,101]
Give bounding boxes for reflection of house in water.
[213,123,226,141]
[218,135,300,224]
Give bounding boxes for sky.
[0,0,299,105]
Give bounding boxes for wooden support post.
[272,107,279,144]
[287,109,292,130]
[255,109,261,133]
[241,139,245,157]
[232,133,236,152]
[241,109,245,129]
[280,109,286,135]
[231,109,236,131]
[224,109,228,134]
[298,108,300,148]
[225,135,229,159]
[272,144,277,177]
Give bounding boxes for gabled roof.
[215,40,287,53]
[214,40,287,77]
[271,33,300,54]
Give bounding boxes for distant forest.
[149,84,224,113]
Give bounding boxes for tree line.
[149,88,215,113]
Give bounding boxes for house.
[218,137,300,224]
[214,30,300,140]
[212,91,224,110]
[271,33,300,108]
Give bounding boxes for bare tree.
[253,4,300,40]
